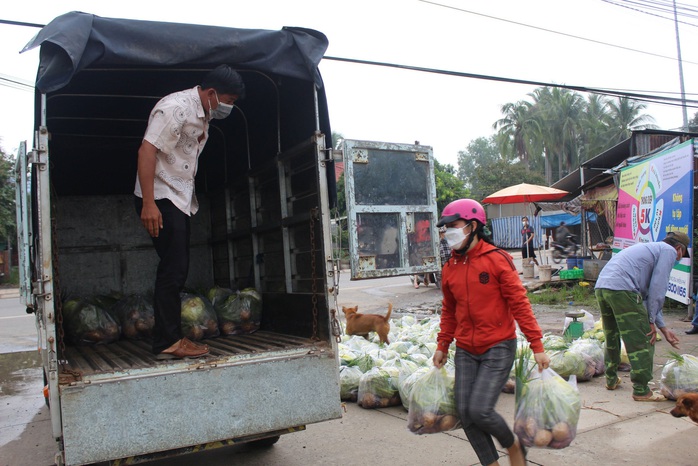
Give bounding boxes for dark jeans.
[454,340,517,466]
[135,197,190,353]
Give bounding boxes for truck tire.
[248,435,280,448]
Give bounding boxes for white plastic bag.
[514,368,581,449]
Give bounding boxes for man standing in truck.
[134,65,245,360]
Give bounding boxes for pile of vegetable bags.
[659,353,698,400]
[340,316,439,402]
[339,315,459,434]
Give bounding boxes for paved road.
[2,270,698,465]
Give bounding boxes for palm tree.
[531,87,585,180]
[579,94,611,162]
[493,100,537,164]
[606,97,657,146]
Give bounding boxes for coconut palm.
[493,100,538,165]
[579,94,612,162]
[606,97,657,146]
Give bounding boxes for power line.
[418,0,698,66]
[602,0,698,26]
[322,55,698,109]
[0,75,33,92]
[0,18,45,28]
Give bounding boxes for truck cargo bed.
[61,332,328,382]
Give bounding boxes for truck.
[14,11,440,465]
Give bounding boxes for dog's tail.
[384,303,393,321]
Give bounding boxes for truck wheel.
[248,435,280,448]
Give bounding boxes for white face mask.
[444,226,470,250]
[209,91,234,120]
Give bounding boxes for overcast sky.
[2,0,698,169]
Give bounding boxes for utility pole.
[673,0,689,129]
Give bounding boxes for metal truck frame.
[15,12,343,465]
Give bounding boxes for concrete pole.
[674,0,689,129]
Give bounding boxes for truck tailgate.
[58,333,341,465]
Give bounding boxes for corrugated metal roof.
[551,129,698,201]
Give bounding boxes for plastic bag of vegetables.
[568,338,604,376]
[112,295,155,340]
[659,353,698,400]
[180,293,219,340]
[407,367,460,434]
[357,366,401,409]
[548,348,595,381]
[339,365,363,402]
[211,288,262,335]
[398,366,431,410]
[514,368,581,449]
[62,297,121,345]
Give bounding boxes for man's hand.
[141,202,163,238]
[647,323,658,345]
[433,350,447,369]
[660,327,680,349]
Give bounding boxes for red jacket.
[437,240,544,355]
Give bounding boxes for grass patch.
[527,282,597,307]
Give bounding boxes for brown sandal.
[632,391,666,402]
[605,377,621,390]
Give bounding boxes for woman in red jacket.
[433,199,549,466]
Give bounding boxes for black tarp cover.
[22,11,329,93]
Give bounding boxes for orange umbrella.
[482,183,568,205]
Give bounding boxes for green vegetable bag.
[62,297,121,345]
[514,368,581,449]
[407,367,461,434]
[211,287,262,335]
[659,353,698,400]
[180,293,220,340]
[357,366,401,409]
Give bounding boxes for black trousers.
[135,197,190,353]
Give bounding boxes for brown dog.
[342,304,392,344]
[670,393,698,424]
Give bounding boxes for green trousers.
[595,288,654,397]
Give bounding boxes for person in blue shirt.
[595,232,687,401]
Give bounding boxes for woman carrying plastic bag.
[407,367,461,434]
[514,368,581,449]
[432,199,550,466]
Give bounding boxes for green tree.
[492,88,657,185]
[434,159,469,213]
[471,160,546,203]
[0,143,17,253]
[456,135,544,201]
[331,131,344,149]
[689,111,698,132]
[457,135,500,189]
[579,94,612,162]
[605,97,657,146]
[527,87,585,183]
[493,100,538,165]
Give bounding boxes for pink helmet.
[437,199,486,227]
